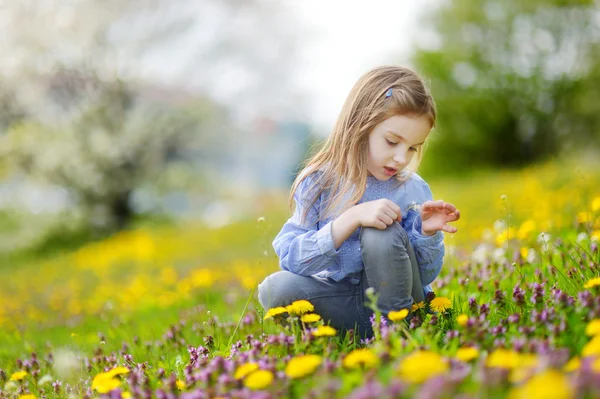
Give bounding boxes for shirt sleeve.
[401,178,445,286]
[272,174,340,276]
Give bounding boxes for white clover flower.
[492,247,506,263]
[526,248,538,263]
[493,220,506,233]
[537,232,551,244]
[576,232,589,243]
[407,201,421,212]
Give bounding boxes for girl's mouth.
[383,167,397,176]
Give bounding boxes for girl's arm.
[402,180,447,286]
[273,176,339,276]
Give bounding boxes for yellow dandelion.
[106,366,130,377]
[397,351,448,384]
[563,357,580,373]
[584,277,600,289]
[18,395,36,399]
[577,211,591,224]
[244,370,274,390]
[285,354,322,379]
[300,313,321,323]
[430,297,452,313]
[486,349,522,369]
[286,300,314,315]
[312,325,337,337]
[591,230,600,242]
[91,372,121,394]
[520,247,529,259]
[411,301,425,311]
[456,314,468,327]
[582,335,600,357]
[342,348,380,369]
[586,319,600,336]
[263,307,288,320]
[234,362,259,380]
[517,220,536,240]
[456,347,479,362]
[388,309,409,322]
[176,380,186,390]
[592,197,600,212]
[511,370,574,399]
[122,392,132,399]
[10,370,28,381]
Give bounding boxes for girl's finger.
[442,224,458,233]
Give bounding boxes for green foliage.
[414,0,600,175]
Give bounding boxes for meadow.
[1,158,600,399]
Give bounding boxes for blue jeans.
[258,222,424,338]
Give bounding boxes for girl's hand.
[420,200,460,236]
[353,199,402,230]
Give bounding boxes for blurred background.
[0,0,599,254]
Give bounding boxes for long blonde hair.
[291,65,437,222]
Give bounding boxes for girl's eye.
[409,147,418,152]
[386,139,398,146]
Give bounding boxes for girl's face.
[366,115,431,180]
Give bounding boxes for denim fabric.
[259,223,426,338]
[272,171,445,296]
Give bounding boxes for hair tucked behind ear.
[290,65,437,222]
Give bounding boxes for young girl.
[258,65,460,338]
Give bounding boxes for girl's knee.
[360,222,408,252]
[258,271,304,310]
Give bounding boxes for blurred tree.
[412,0,600,174]
[0,0,302,232]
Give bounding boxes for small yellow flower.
[486,349,522,369]
[517,220,536,240]
[106,366,130,377]
[577,211,591,224]
[397,351,448,384]
[342,348,379,369]
[456,347,479,362]
[234,363,259,380]
[592,197,600,212]
[456,314,468,327]
[286,300,315,315]
[176,380,185,390]
[312,325,337,337]
[300,313,321,323]
[285,354,322,379]
[586,319,600,336]
[411,301,425,311]
[582,335,600,357]
[388,309,409,322]
[18,395,36,399]
[122,392,132,399]
[563,357,580,373]
[10,370,27,381]
[263,307,288,320]
[591,230,600,242]
[511,370,574,399]
[430,297,452,313]
[91,372,121,394]
[584,277,600,289]
[244,370,274,390]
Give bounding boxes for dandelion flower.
[412,302,425,311]
[456,314,468,327]
[10,371,27,381]
[18,395,36,399]
[263,307,287,320]
[234,363,259,380]
[511,370,574,399]
[106,366,130,377]
[342,348,379,369]
[430,297,452,313]
[312,325,337,337]
[456,347,479,362]
[91,372,121,394]
[285,354,322,379]
[486,349,523,369]
[582,335,600,357]
[244,370,274,390]
[388,309,409,322]
[286,300,315,315]
[592,197,600,212]
[300,313,321,323]
[586,319,600,336]
[563,357,580,373]
[584,277,600,289]
[176,380,186,390]
[397,351,448,384]
[577,212,591,224]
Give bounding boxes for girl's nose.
[393,150,407,165]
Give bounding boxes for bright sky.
[289,0,438,133]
